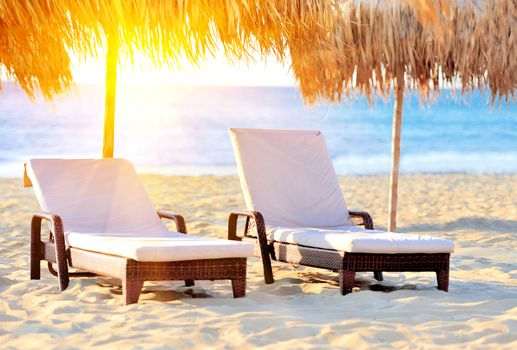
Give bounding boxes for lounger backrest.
[229,128,352,228]
[26,159,167,234]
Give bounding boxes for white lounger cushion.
[66,231,254,262]
[269,226,454,254]
[229,128,353,228]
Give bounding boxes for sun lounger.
[228,128,454,294]
[25,158,254,304]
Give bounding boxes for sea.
[0,82,516,177]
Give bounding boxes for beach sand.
[1,174,516,349]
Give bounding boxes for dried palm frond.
[0,0,338,99]
[293,0,516,104]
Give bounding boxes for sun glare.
[71,50,295,87]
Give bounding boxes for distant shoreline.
[5,172,517,181]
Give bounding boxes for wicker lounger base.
[244,237,449,294]
[32,243,247,305]
[30,212,247,305]
[228,210,449,295]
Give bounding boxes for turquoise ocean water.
[0,83,515,176]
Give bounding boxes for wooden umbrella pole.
[388,69,405,232]
[102,34,119,158]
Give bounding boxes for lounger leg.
[373,271,384,281]
[252,212,274,284]
[184,280,195,287]
[260,248,274,285]
[122,279,144,305]
[53,231,69,291]
[30,258,41,280]
[436,269,449,292]
[231,278,246,298]
[339,270,356,295]
[30,226,41,280]
[256,232,274,284]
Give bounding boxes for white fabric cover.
[65,231,253,262]
[269,226,454,254]
[229,128,352,228]
[27,158,254,261]
[27,158,166,234]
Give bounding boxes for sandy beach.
[1,173,516,349]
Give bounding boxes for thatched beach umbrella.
[291,0,516,231]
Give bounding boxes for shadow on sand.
[399,216,517,234]
[96,279,213,301]
[296,271,432,293]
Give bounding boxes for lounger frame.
[30,211,247,304]
[228,210,449,294]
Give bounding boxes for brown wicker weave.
[228,210,449,294]
[31,210,247,304]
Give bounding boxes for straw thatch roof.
[292,0,516,104]
[0,1,72,98]
[0,0,447,100]
[0,0,341,99]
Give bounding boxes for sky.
[72,51,296,87]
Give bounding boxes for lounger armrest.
[348,211,374,230]
[31,212,69,290]
[157,211,187,233]
[32,212,65,238]
[228,210,267,242]
[228,210,274,284]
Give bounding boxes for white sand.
[1,174,516,349]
